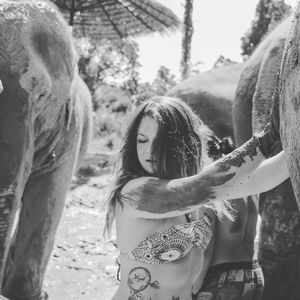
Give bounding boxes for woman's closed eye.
[137,138,148,144]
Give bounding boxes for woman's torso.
[112,203,210,300]
[210,196,258,266]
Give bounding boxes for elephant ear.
[278,9,300,210]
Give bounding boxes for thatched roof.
[51,0,181,41]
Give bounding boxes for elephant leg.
[258,179,300,300]
[2,155,76,300]
[0,194,21,294]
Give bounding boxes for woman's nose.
[145,147,151,156]
[145,144,152,156]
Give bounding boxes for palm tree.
[181,0,194,80]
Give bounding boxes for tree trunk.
[69,0,75,26]
[181,0,194,80]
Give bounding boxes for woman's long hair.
[104,96,232,237]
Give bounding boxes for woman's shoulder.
[121,176,157,195]
[119,176,161,218]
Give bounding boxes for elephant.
[167,62,245,140]
[233,14,300,300]
[0,1,92,299]
[279,10,300,210]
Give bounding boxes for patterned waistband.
[208,260,260,274]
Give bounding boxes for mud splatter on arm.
[122,136,270,217]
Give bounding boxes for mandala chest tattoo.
[121,214,212,265]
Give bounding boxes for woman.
[104,96,288,300]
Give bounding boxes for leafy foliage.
[241,0,291,58]
[213,55,237,68]
[93,85,132,113]
[152,66,178,96]
[134,66,178,105]
[75,38,141,95]
[75,37,178,150]
[92,85,131,149]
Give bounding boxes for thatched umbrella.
[51,0,180,42]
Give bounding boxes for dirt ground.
[43,150,119,300]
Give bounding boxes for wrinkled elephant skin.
[0,1,92,299]
[279,10,300,211]
[233,15,300,300]
[233,17,291,145]
[168,63,245,140]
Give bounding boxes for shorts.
[193,261,264,300]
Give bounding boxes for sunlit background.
[135,0,298,81]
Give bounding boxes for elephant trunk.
[0,74,33,290]
[252,39,285,133]
[233,67,257,146]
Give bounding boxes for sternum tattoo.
[127,267,160,300]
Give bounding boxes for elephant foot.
[28,291,48,300]
[35,291,48,300]
[2,291,48,300]
[40,292,48,300]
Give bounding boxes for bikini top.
[120,213,212,265]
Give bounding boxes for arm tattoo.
[124,136,265,215]
[127,267,159,300]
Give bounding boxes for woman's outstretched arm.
[121,126,289,219]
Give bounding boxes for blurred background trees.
[49,0,181,150]
[49,0,292,152]
[241,0,291,58]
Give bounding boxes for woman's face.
[136,115,159,175]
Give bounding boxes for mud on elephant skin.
[168,62,245,141]
[233,16,292,146]
[233,15,300,300]
[0,1,92,299]
[279,9,300,210]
